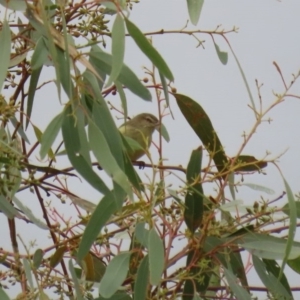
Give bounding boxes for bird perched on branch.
[119,113,159,160]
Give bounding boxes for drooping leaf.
[0,195,20,219]
[184,147,204,233]
[0,20,11,91]
[62,106,110,195]
[125,18,174,81]
[262,259,292,298]
[33,249,44,269]
[82,253,106,282]
[50,246,67,268]
[40,112,63,159]
[175,94,228,174]
[89,46,151,101]
[106,14,125,87]
[77,193,117,261]
[287,256,300,274]
[27,66,42,128]
[134,255,149,300]
[253,256,292,300]
[233,233,300,260]
[69,260,84,300]
[213,41,228,65]
[159,72,169,107]
[280,176,297,278]
[223,267,251,300]
[282,201,300,218]
[99,252,131,298]
[31,37,49,70]
[88,119,132,199]
[148,228,164,286]
[186,0,204,26]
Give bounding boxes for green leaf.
[33,249,44,269]
[175,94,228,174]
[122,147,144,193]
[23,258,34,288]
[40,112,63,159]
[213,41,228,65]
[13,196,48,230]
[287,256,300,274]
[99,252,131,298]
[124,18,174,81]
[241,183,274,195]
[90,47,151,101]
[184,147,204,233]
[33,125,55,160]
[50,246,66,268]
[223,268,251,300]
[77,193,117,261]
[0,20,11,91]
[183,249,211,299]
[83,71,125,169]
[280,176,297,278]
[31,37,49,70]
[234,233,300,260]
[135,222,149,248]
[232,155,268,172]
[228,172,235,200]
[186,0,204,26]
[95,292,132,300]
[69,260,84,300]
[62,106,110,195]
[228,45,256,114]
[0,286,10,300]
[148,228,164,285]
[262,259,292,298]
[0,195,20,219]
[56,46,73,98]
[106,14,125,87]
[88,119,132,199]
[159,72,169,107]
[115,81,127,120]
[253,256,292,300]
[282,201,300,218]
[160,122,170,143]
[0,0,26,11]
[134,255,149,300]
[27,66,42,128]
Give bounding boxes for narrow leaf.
[223,268,251,300]
[134,255,149,300]
[62,106,110,195]
[148,228,164,285]
[69,260,84,300]
[186,0,204,26]
[90,47,151,101]
[106,14,125,87]
[213,41,228,65]
[40,112,63,159]
[78,193,117,261]
[175,94,228,174]
[0,20,11,90]
[125,18,174,81]
[27,66,42,128]
[88,119,132,199]
[184,147,204,233]
[99,252,131,298]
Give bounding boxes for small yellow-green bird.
[119,113,159,160]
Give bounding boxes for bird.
[119,113,159,160]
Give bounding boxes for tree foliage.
[0,0,299,299]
